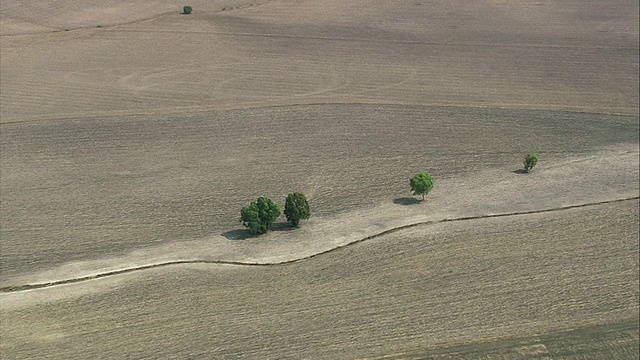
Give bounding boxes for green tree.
[410,172,434,200]
[240,196,281,235]
[523,152,539,173]
[182,5,193,14]
[284,192,310,227]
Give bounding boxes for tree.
[410,172,434,200]
[182,5,193,14]
[284,192,310,227]
[523,152,539,173]
[240,196,281,235]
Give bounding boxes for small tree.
[240,196,281,235]
[182,5,193,14]
[410,172,434,200]
[523,152,539,173]
[284,192,310,227]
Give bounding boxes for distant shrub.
[183,5,193,14]
[523,152,539,173]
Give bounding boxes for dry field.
[1,0,638,122]
[1,0,639,359]
[1,200,638,358]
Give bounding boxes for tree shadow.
[221,228,254,241]
[512,169,529,174]
[271,221,297,232]
[393,197,420,206]
[221,222,296,240]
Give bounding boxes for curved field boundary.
[1,196,637,294]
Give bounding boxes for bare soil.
[0,0,638,358]
[1,200,637,358]
[0,0,261,34]
[1,106,637,282]
[1,1,638,122]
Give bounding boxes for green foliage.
[523,152,539,172]
[284,192,310,227]
[183,5,193,14]
[410,172,434,200]
[240,196,281,235]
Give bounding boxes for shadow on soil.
[222,222,296,240]
[512,168,529,174]
[221,229,254,240]
[393,197,420,206]
[272,222,297,232]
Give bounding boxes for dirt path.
[1,196,637,294]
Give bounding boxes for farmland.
[1,0,638,358]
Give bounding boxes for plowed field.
[1,0,638,358]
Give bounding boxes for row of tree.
[408,153,538,198]
[239,171,433,236]
[240,193,310,235]
[240,153,538,235]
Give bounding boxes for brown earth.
[1,200,638,358]
[0,0,262,34]
[1,0,638,122]
[0,0,638,359]
[0,110,638,284]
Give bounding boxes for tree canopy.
[523,152,539,173]
[240,196,281,235]
[284,192,310,227]
[410,172,434,200]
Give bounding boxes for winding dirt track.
[1,0,639,358]
[1,196,636,294]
